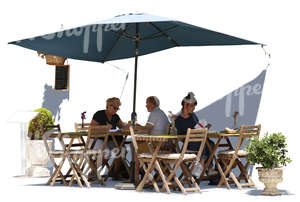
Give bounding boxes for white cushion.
[218,150,248,156]
[186,150,197,154]
[50,149,102,155]
[50,150,64,155]
[138,153,153,158]
[158,153,197,160]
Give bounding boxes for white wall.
[1,0,299,194]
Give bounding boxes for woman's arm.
[90,119,99,126]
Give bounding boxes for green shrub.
[245,132,291,169]
[28,108,54,140]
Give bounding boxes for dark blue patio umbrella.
[9,13,262,124]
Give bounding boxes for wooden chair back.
[234,124,261,155]
[74,123,90,148]
[181,128,208,161]
[240,124,261,138]
[129,126,150,153]
[84,125,111,152]
[132,125,150,134]
[74,123,90,132]
[44,124,61,135]
[42,124,61,153]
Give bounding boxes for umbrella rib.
[103,32,123,62]
[110,30,136,40]
[109,23,136,40]
[142,34,166,40]
[103,25,131,62]
[148,22,179,46]
[141,26,177,40]
[140,24,179,43]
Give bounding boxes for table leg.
[225,137,234,150]
[199,137,221,181]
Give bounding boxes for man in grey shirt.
[144,96,169,134]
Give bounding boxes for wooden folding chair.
[217,124,261,189]
[68,125,111,187]
[159,128,208,195]
[43,124,70,186]
[48,123,88,185]
[129,126,170,193]
[128,126,152,184]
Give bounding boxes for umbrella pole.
[131,23,139,125]
[130,23,140,186]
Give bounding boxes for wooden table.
[198,131,240,182]
[134,134,185,193]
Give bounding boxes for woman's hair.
[181,92,197,108]
[106,97,121,107]
[146,96,160,107]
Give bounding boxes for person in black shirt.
[91,97,125,129]
[90,97,129,180]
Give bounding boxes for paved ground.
[1,175,297,202]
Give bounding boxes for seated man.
[142,96,169,135]
[133,96,169,180]
[136,96,169,153]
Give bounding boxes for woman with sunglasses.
[90,97,129,180]
[91,97,125,129]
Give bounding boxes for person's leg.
[93,139,110,168]
[109,141,129,179]
[200,159,205,168]
[88,139,110,180]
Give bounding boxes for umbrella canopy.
[9,13,262,123]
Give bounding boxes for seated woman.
[90,97,129,180]
[175,92,216,176]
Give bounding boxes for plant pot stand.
[257,167,283,196]
[26,140,53,177]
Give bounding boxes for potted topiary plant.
[28,108,54,140]
[26,108,54,177]
[245,132,291,195]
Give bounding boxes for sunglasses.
[110,104,120,111]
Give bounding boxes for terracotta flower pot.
[257,167,283,195]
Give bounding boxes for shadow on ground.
[246,189,295,196]
[22,178,221,193]
[23,178,123,189]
